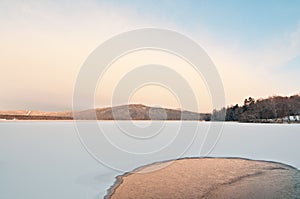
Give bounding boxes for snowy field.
[0,121,299,199]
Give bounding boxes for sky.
[0,0,300,112]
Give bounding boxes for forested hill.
[212,94,300,123]
[0,104,211,121]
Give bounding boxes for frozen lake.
[0,121,299,199]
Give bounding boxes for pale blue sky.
[0,0,299,111]
[107,0,300,44]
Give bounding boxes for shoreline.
[105,157,300,199]
[0,120,299,124]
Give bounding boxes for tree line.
[211,94,300,122]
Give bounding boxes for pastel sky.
[0,0,300,112]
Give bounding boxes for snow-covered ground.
[0,121,299,199]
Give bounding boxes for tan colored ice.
[106,158,300,199]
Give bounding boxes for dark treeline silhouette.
[212,94,300,122]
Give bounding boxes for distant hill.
[75,104,210,120]
[0,104,211,121]
[0,110,73,120]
